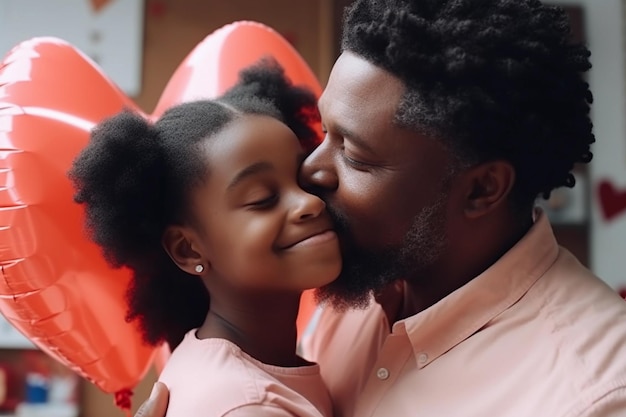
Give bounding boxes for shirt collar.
[393,209,559,368]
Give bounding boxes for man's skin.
[305,51,528,317]
[131,50,532,417]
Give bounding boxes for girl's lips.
[282,230,338,249]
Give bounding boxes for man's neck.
[398,211,534,322]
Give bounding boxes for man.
[136,0,626,416]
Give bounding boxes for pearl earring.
[195,264,204,273]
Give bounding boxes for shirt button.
[418,353,428,366]
[376,367,390,380]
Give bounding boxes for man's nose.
[299,140,339,194]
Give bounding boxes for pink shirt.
[159,331,332,417]
[302,212,626,417]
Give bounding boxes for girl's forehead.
[198,115,302,180]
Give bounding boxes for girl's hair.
[69,58,320,348]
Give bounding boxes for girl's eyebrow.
[227,161,273,191]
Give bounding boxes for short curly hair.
[342,0,594,208]
[68,58,320,348]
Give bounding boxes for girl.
[69,60,341,417]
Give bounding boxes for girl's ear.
[162,226,208,276]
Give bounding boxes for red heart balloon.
[0,37,150,400]
[0,20,322,402]
[597,179,626,222]
[154,21,322,119]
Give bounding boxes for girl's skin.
[162,114,342,368]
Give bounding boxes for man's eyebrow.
[227,162,273,190]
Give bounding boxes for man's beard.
[315,193,449,311]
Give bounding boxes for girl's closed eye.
[245,191,278,209]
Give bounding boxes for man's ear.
[162,226,208,276]
[462,160,515,219]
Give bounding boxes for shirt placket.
[352,330,413,417]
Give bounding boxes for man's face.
[300,52,455,309]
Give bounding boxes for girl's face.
[187,114,341,293]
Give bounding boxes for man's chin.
[319,208,407,311]
[314,251,401,312]
[314,279,374,312]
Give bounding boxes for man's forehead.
[319,58,403,128]
[323,53,404,102]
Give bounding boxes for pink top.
[302,211,626,417]
[159,331,332,417]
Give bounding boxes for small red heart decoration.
[597,179,626,222]
[0,21,322,401]
[90,0,112,13]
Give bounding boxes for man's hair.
[342,0,594,209]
